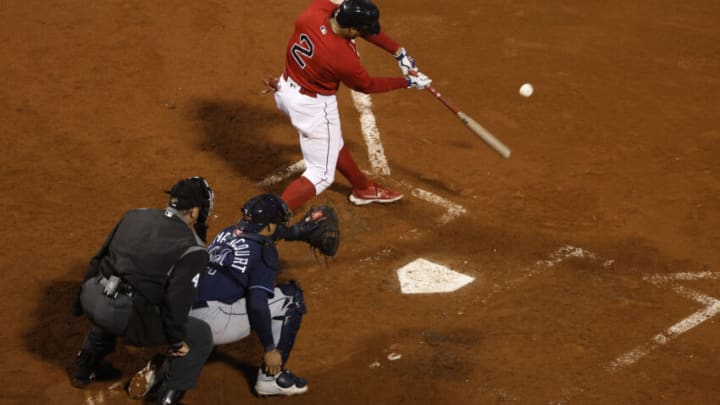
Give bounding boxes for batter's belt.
[282,70,318,98]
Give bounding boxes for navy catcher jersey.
[194,225,278,305]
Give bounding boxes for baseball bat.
[426,85,511,159]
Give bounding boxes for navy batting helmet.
[238,194,292,233]
[334,0,380,36]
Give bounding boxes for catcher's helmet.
[239,194,292,232]
[334,0,380,36]
[167,176,214,223]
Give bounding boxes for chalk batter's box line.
[607,271,720,372]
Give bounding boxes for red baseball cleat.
[349,181,403,205]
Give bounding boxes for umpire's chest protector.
[102,209,206,346]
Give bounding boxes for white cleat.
[254,369,309,396]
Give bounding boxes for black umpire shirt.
[83,207,209,346]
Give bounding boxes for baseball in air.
[519,83,534,97]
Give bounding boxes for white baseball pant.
[274,74,344,195]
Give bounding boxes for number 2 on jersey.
[291,34,314,69]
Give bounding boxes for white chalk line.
[81,381,124,404]
[536,245,614,269]
[256,160,305,187]
[351,90,390,176]
[410,187,467,224]
[645,271,720,283]
[607,271,720,372]
[482,245,609,304]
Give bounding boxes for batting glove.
[395,47,418,76]
[407,71,432,89]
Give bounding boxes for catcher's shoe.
[349,181,403,205]
[255,369,309,396]
[127,356,163,400]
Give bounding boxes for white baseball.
[519,83,534,97]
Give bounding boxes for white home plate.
[397,258,475,294]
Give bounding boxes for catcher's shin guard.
[275,281,306,363]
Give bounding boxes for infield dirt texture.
[3,1,720,404]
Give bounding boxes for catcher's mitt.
[282,205,339,257]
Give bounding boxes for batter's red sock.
[336,146,370,190]
[281,176,316,211]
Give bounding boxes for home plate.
[397,258,475,294]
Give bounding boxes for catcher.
[128,194,338,399]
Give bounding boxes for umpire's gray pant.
[80,277,213,392]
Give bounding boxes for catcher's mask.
[334,0,380,36]
[238,194,292,238]
[166,176,215,225]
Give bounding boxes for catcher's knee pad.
[275,281,306,362]
[278,280,306,314]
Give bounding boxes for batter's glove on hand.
[281,205,340,258]
[395,47,418,76]
[407,71,432,89]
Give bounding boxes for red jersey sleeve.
[336,55,407,93]
[362,32,400,54]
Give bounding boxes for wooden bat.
[426,85,511,159]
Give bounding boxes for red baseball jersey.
[284,0,408,95]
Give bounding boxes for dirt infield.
[3,1,720,404]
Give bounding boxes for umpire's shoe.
[70,350,122,388]
[156,389,185,405]
[255,369,309,396]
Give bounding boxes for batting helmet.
[238,194,292,233]
[334,0,381,36]
[167,176,214,223]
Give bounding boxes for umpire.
[70,176,215,405]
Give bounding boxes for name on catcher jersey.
[194,225,276,305]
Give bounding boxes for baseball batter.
[273,0,432,210]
